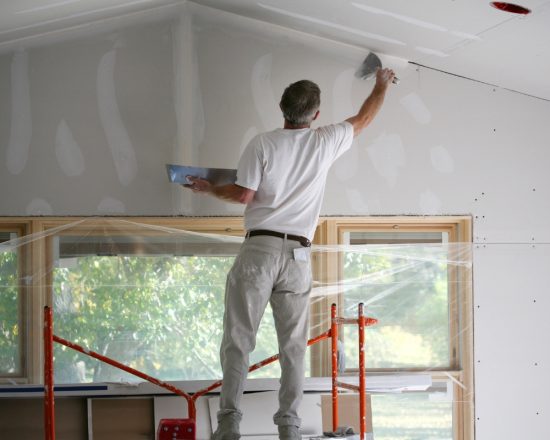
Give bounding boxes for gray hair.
[279,80,320,126]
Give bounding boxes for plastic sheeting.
[0,218,473,438]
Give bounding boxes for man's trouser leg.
[217,237,280,425]
[271,240,312,428]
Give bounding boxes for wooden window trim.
[0,221,31,381]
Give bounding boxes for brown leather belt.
[247,229,311,247]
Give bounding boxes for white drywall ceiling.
[0,0,549,100]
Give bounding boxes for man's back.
[237,122,354,239]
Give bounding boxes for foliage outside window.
[52,232,283,383]
[318,219,472,440]
[342,231,451,370]
[0,231,21,377]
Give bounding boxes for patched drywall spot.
[334,145,358,181]
[366,133,405,187]
[345,188,369,213]
[26,198,53,215]
[430,145,454,173]
[251,53,279,130]
[7,50,32,175]
[55,120,85,176]
[98,197,126,214]
[239,126,259,155]
[419,190,442,214]
[332,68,355,121]
[112,34,126,49]
[400,93,431,124]
[97,48,138,186]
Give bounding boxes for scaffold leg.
[44,306,55,440]
[358,303,366,440]
[331,303,339,432]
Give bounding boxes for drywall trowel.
[355,52,400,84]
[166,164,237,186]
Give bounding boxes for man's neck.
[283,120,311,129]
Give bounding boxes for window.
[44,219,285,383]
[313,217,473,440]
[342,230,452,369]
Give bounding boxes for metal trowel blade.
[355,52,382,80]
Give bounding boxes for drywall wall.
[0,12,179,215]
[474,244,550,438]
[1,3,549,439]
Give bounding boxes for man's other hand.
[184,177,256,204]
[184,176,212,193]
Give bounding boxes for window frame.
[0,221,31,382]
[311,216,473,440]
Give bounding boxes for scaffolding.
[43,303,377,440]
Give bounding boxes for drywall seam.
[256,3,406,47]
[97,47,138,186]
[171,7,204,214]
[55,119,85,176]
[251,53,279,131]
[186,2,409,67]
[6,49,32,175]
[0,1,184,53]
[0,0,179,37]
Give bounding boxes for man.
[185,67,395,440]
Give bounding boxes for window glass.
[52,235,283,383]
[0,232,21,376]
[342,231,451,369]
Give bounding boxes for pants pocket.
[280,257,312,294]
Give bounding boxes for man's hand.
[375,68,395,89]
[183,176,212,193]
[184,176,256,204]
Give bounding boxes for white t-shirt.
[236,121,354,240]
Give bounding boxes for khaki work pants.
[217,235,312,427]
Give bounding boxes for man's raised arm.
[346,68,395,137]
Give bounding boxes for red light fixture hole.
[490,2,532,14]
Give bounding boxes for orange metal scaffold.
[43,303,377,440]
